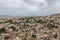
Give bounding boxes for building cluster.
[0,14,60,40]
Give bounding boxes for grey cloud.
[0,0,60,16]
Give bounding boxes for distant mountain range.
[0,13,60,18]
[0,15,12,18]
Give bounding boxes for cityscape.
[0,14,60,40]
[0,0,60,40]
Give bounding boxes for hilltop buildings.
[0,14,60,40]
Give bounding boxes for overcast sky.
[0,0,60,16]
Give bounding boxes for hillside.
[0,13,60,40]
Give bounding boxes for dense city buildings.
[0,14,60,40]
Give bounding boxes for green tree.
[4,36,10,40]
[9,26,16,31]
[0,28,6,33]
[31,34,36,38]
